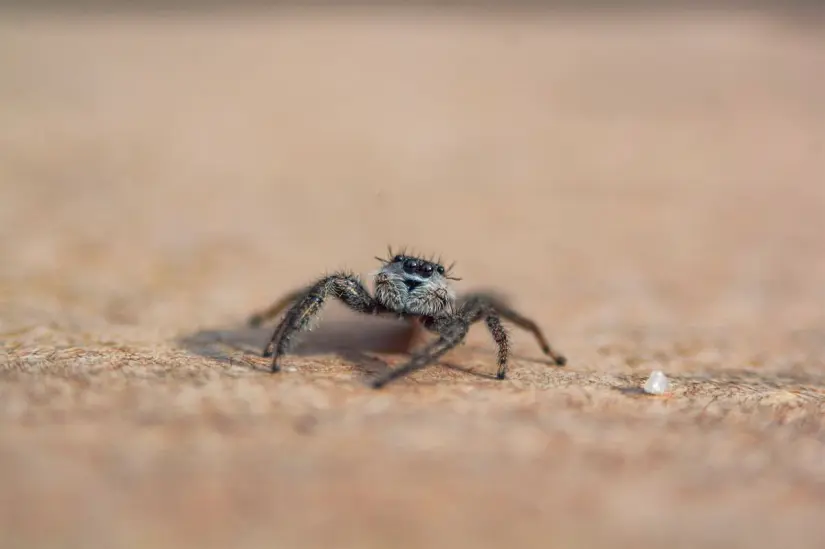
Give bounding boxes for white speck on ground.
[644,370,670,395]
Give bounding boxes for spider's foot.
[541,344,567,366]
[369,377,388,390]
[270,362,281,373]
[496,371,507,380]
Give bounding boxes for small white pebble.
[643,370,670,395]
[286,367,298,373]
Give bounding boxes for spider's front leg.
[369,316,469,389]
[459,292,566,367]
[263,272,379,372]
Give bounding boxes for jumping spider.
[247,249,566,388]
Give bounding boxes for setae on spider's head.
[372,250,460,317]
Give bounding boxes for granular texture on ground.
[1,9,825,549]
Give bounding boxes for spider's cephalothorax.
[372,254,457,317]
[247,249,566,388]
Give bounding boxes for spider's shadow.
[177,311,404,377]
[176,308,551,382]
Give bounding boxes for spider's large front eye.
[418,263,434,278]
[403,258,419,274]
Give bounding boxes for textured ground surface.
[1,9,825,549]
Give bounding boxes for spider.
[246,249,566,388]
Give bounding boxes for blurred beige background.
[1,7,824,549]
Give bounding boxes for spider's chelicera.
[247,249,566,388]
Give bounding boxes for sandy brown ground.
[1,8,825,549]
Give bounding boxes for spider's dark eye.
[393,255,403,263]
[418,263,434,278]
[403,258,419,274]
[436,265,445,275]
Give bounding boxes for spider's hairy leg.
[455,297,512,379]
[486,315,510,379]
[264,272,378,372]
[369,317,468,389]
[247,287,309,327]
[459,292,566,366]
